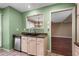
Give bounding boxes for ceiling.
[51,10,72,23]
[0,3,53,12]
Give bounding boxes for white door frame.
[0,14,2,47]
[50,7,76,56]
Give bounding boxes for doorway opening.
[51,9,72,56]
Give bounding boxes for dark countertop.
[13,34,21,37]
[74,42,79,47]
[13,32,47,38]
[21,32,47,35]
[21,32,47,38]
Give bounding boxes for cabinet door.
[27,37,37,55]
[37,38,45,56]
[21,36,28,53]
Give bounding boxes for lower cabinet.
[27,37,37,55]
[37,37,48,56]
[21,36,28,53]
[21,35,48,56]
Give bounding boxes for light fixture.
[28,4,31,9]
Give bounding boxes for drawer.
[37,38,44,43]
[21,36,27,39]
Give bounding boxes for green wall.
[2,7,23,50]
[23,3,76,50]
[9,7,24,49]
[2,7,10,49]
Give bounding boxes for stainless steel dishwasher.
[13,35,21,51]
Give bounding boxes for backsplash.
[26,29,44,33]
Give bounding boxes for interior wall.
[9,7,24,49]
[23,3,76,50]
[2,7,24,50]
[51,23,72,38]
[2,7,10,49]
